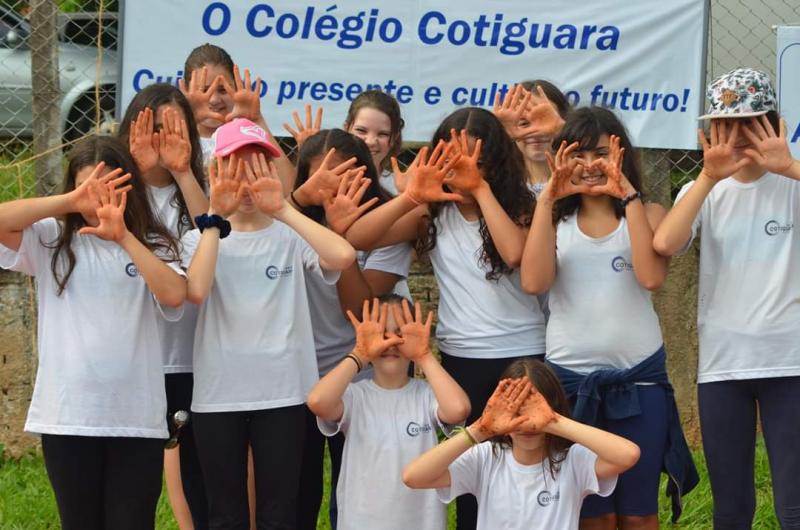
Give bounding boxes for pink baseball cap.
[213,118,282,158]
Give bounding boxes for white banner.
[777,26,800,160]
[119,1,707,149]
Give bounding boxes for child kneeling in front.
[307,296,471,530]
[403,360,641,530]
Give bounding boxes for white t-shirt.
[546,215,664,372]
[439,443,616,530]
[0,218,185,438]
[676,173,800,383]
[200,136,215,169]
[305,244,411,377]
[148,183,199,373]
[430,204,546,359]
[318,378,450,530]
[181,222,338,412]
[528,181,547,198]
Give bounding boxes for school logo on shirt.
[125,262,139,277]
[611,256,633,272]
[537,490,561,507]
[406,421,433,437]
[764,220,793,236]
[266,265,293,280]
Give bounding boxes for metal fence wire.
[0,0,799,203]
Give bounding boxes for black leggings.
[699,376,800,530]
[296,406,345,530]
[440,352,540,530]
[41,434,164,530]
[165,373,208,530]
[192,405,306,530]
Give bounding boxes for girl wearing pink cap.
[181,119,355,529]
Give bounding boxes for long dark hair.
[47,136,180,294]
[419,107,534,280]
[343,90,405,169]
[294,129,393,225]
[183,43,235,84]
[117,83,205,236]
[491,359,573,480]
[551,106,643,222]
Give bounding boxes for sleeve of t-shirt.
[0,218,59,277]
[436,443,487,503]
[362,242,412,279]
[179,229,200,270]
[673,181,703,255]
[317,384,356,437]
[298,235,340,285]
[567,444,617,499]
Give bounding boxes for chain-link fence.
[1,1,799,204]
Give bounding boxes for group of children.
[1,38,798,530]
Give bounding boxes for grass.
[0,439,780,529]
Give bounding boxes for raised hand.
[473,378,532,437]
[243,152,285,216]
[390,299,433,362]
[515,387,557,433]
[403,141,464,204]
[444,129,484,193]
[208,155,245,218]
[158,107,191,174]
[585,135,635,199]
[129,107,159,174]
[492,84,532,139]
[178,66,226,124]
[322,168,377,235]
[517,84,566,138]
[741,116,795,176]
[542,141,592,200]
[347,298,404,364]
[68,162,132,218]
[298,148,359,206]
[283,104,323,148]
[78,180,129,243]
[222,65,262,122]
[699,120,749,181]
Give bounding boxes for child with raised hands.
[653,68,800,529]
[180,43,295,187]
[289,129,413,529]
[307,296,470,530]
[345,107,543,529]
[180,119,355,529]
[118,81,209,530]
[0,136,187,530]
[493,81,570,197]
[403,360,640,530]
[520,106,697,528]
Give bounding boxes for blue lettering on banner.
[791,122,800,144]
[202,2,231,36]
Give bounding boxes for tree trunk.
[30,0,62,197]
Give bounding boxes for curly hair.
[418,107,534,280]
[490,358,573,480]
[551,106,644,223]
[293,129,393,225]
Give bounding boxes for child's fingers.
[78,226,99,236]
[471,138,483,160]
[283,123,299,138]
[401,298,414,324]
[727,120,740,146]
[361,298,371,322]
[710,120,719,145]
[414,301,422,323]
[391,302,406,328]
[390,157,402,178]
[335,169,350,196]
[378,301,388,329]
[118,190,128,212]
[697,128,710,151]
[352,180,373,206]
[424,311,433,332]
[314,105,323,130]
[429,139,446,167]
[292,111,304,131]
[383,334,404,349]
[244,68,252,92]
[370,297,381,323]
[109,172,132,189]
[333,156,358,175]
[304,104,312,128]
[760,114,776,138]
[440,153,463,176]
[346,309,361,328]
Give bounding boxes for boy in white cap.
[654,68,800,529]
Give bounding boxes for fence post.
[30,0,62,197]
[643,149,701,446]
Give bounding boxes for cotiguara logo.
[611,256,633,272]
[406,421,432,437]
[125,262,139,277]
[764,220,793,236]
[265,265,293,280]
[537,490,560,507]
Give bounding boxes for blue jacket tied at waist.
[547,346,699,523]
